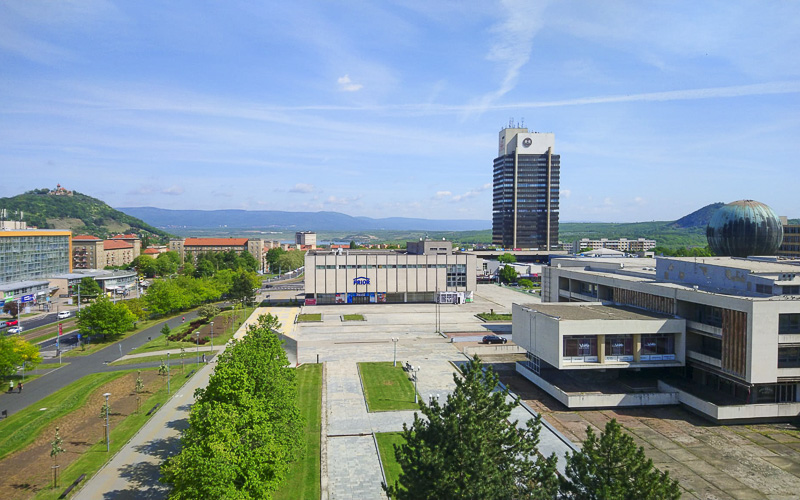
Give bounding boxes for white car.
[8,326,23,334]
[57,311,71,319]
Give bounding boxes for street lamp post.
[196,332,199,365]
[167,352,171,394]
[210,321,214,351]
[413,366,420,404]
[392,337,398,367]
[103,392,111,452]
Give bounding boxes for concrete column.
[633,334,641,362]
[597,335,605,364]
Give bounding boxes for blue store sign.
[21,294,35,303]
[353,276,370,285]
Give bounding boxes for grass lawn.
[375,432,405,492]
[297,313,321,322]
[358,362,419,412]
[0,371,129,460]
[342,314,364,321]
[109,354,212,367]
[274,363,322,500]
[477,312,513,321]
[32,369,194,500]
[129,307,254,355]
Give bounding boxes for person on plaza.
[17,382,22,393]
[202,353,206,363]
[182,316,185,323]
[8,380,13,393]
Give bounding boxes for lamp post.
[413,366,420,404]
[392,337,398,367]
[167,352,171,395]
[103,392,111,452]
[210,321,214,351]
[196,332,199,365]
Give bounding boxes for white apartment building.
[570,237,657,254]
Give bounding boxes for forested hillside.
[0,189,172,240]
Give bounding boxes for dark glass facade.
[492,150,560,249]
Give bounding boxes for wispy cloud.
[289,183,315,193]
[337,74,363,92]
[435,190,452,198]
[162,185,184,195]
[437,183,492,202]
[128,184,184,196]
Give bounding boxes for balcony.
[687,321,723,338]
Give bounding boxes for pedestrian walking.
[182,316,185,323]
[202,353,206,363]
[17,382,22,393]
[8,380,13,393]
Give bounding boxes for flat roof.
[0,280,50,292]
[520,303,673,321]
[662,256,800,275]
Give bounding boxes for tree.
[197,304,220,322]
[161,314,301,499]
[229,270,259,307]
[161,324,171,346]
[2,301,20,317]
[0,336,42,379]
[131,255,157,278]
[562,419,681,500]
[518,278,534,289]
[78,276,102,300]
[156,252,178,276]
[77,295,136,340]
[498,252,517,264]
[499,265,518,284]
[266,247,286,273]
[385,357,558,500]
[50,426,65,486]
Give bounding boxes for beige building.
[304,240,476,305]
[570,237,657,254]
[170,237,266,271]
[72,234,141,269]
[295,231,317,249]
[514,255,800,422]
[779,223,800,258]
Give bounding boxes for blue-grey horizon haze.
[1,1,798,223]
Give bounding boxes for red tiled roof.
[111,234,138,239]
[143,248,160,254]
[73,235,100,240]
[184,238,249,247]
[331,244,351,249]
[104,240,134,250]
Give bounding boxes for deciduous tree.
[0,336,42,378]
[77,295,136,340]
[78,276,102,299]
[562,419,681,500]
[499,264,518,284]
[498,252,517,263]
[385,357,558,500]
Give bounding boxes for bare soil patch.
[0,370,164,500]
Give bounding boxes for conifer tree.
[562,419,681,500]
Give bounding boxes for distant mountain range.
[116,207,492,232]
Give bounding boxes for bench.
[59,473,86,499]
[146,403,161,416]
[0,410,6,419]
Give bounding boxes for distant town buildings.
[570,237,657,254]
[295,231,317,249]
[492,125,560,250]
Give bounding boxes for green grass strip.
[109,354,212,367]
[0,371,129,461]
[33,369,194,500]
[359,362,419,412]
[375,432,406,492]
[274,363,322,500]
[477,312,512,321]
[342,314,364,321]
[297,313,321,322]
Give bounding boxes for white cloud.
[162,185,184,195]
[337,74,363,92]
[435,190,452,198]
[289,183,315,193]
[448,183,492,202]
[561,189,571,198]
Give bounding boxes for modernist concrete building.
[492,126,559,250]
[570,237,657,254]
[779,221,800,259]
[514,255,800,422]
[304,240,476,305]
[0,226,71,284]
[295,231,317,249]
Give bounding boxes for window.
[563,336,597,360]
[756,283,773,294]
[605,335,633,356]
[783,285,800,295]
[641,334,676,361]
[779,314,800,334]
[778,346,800,368]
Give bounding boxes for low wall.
[465,345,526,356]
[516,362,679,409]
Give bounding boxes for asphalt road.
[0,311,200,418]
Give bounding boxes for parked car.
[6,320,18,327]
[57,310,71,319]
[482,335,508,345]
[8,326,23,334]
[0,321,6,329]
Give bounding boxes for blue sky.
[1,1,798,223]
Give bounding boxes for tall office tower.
[492,126,559,249]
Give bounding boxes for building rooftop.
[104,240,133,250]
[73,234,100,240]
[0,280,50,292]
[662,256,800,276]
[520,303,674,321]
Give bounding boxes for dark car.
[482,335,508,345]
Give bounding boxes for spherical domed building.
[706,200,784,257]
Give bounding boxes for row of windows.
[563,334,676,357]
[316,264,452,270]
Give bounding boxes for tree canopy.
[499,265,518,284]
[385,357,558,500]
[0,336,42,379]
[161,314,302,499]
[498,252,517,263]
[76,295,136,339]
[78,276,102,299]
[562,419,681,500]
[229,270,260,307]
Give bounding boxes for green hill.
[0,188,173,241]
